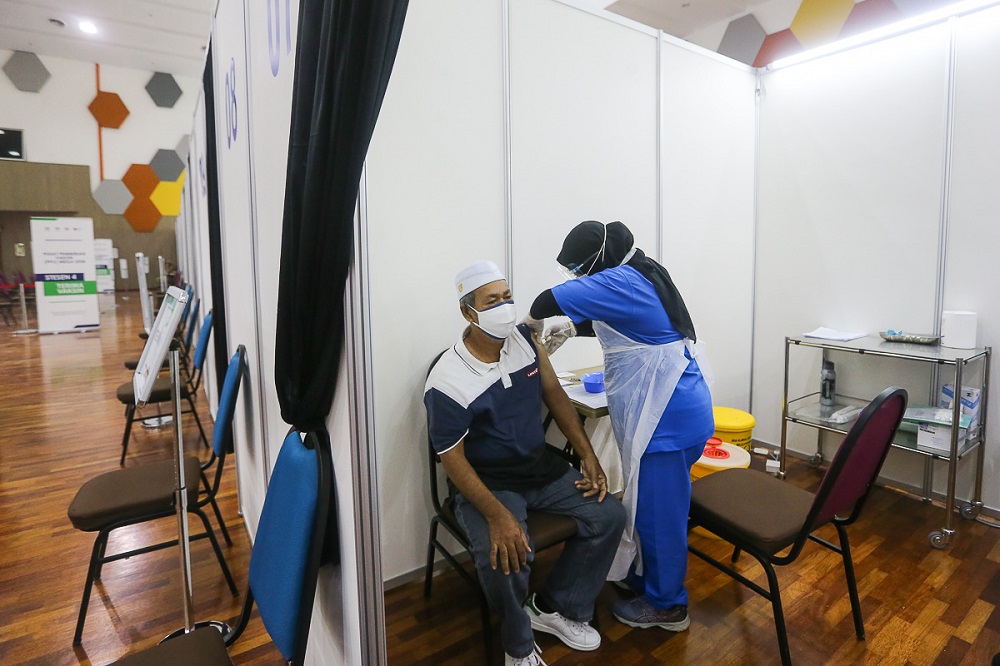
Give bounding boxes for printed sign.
[94,238,115,292]
[30,217,100,333]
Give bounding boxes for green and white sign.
[30,217,100,333]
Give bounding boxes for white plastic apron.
[594,320,709,581]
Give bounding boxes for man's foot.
[611,596,690,632]
[504,644,547,665]
[523,593,601,651]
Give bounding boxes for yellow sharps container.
[712,406,756,452]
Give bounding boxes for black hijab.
[557,220,697,342]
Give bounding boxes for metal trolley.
[779,335,991,550]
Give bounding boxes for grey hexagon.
[93,179,133,215]
[718,14,767,66]
[149,149,185,182]
[145,72,182,108]
[3,51,51,93]
[175,134,190,161]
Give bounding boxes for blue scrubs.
[552,265,714,608]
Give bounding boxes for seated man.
[424,260,627,666]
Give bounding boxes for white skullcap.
[455,260,506,299]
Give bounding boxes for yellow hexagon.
[150,170,185,216]
[790,0,855,48]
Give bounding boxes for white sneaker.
[523,593,601,651]
[504,643,547,665]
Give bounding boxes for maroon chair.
[688,386,908,666]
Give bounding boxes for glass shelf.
[787,334,989,365]
[786,393,982,461]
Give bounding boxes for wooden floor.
[0,295,283,665]
[5,296,1000,665]
[387,455,1000,661]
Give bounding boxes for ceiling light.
[79,20,97,34]
[768,0,1000,70]
[48,18,65,27]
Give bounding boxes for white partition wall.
[660,39,756,411]
[212,0,266,526]
[364,0,507,583]
[754,24,951,466]
[946,6,1000,509]
[508,0,658,374]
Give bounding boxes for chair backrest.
[245,429,331,664]
[212,346,245,458]
[426,350,449,515]
[803,386,908,533]
[183,298,201,351]
[192,310,213,373]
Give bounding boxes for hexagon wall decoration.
[145,72,183,108]
[151,174,185,217]
[124,197,163,233]
[175,135,191,161]
[718,14,767,66]
[150,149,186,182]
[790,0,855,48]
[3,51,50,92]
[88,91,130,129]
[122,163,160,197]
[93,179,133,215]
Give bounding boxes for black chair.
[687,386,908,666]
[422,350,579,660]
[116,310,213,465]
[69,346,249,645]
[109,428,333,666]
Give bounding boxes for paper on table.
[803,326,866,342]
[563,383,608,409]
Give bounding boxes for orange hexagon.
[88,91,130,129]
[123,197,162,233]
[122,164,160,197]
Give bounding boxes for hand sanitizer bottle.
[820,360,836,407]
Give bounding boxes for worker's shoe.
[523,593,600,651]
[611,596,690,632]
[505,642,547,665]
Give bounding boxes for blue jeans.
[454,467,627,658]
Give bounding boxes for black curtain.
[276,1,408,428]
[275,0,409,561]
[202,45,231,408]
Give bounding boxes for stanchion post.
[13,283,37,336]
[170,347,195,634]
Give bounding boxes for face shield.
[557,225,607,280]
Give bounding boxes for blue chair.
[69,346,249,646]
[116,311,214,465]
[109,428,333,665]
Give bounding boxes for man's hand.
[488,509,531,575]
[575,455,608,502]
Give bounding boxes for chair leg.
[761,560,791,666]
[837,524,865,640]
[478,588,493,664]
[94,538,109,580]
[119,404,135,466]
[424,519,439,599]
[731,546,742,563]
[73,532,109,646]
[202,473,232,546]
[194,509,238,596]
[186,395,209,449]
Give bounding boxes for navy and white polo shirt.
[424,324,566,492]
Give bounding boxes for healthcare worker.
[524,220,714,632]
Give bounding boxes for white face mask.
[469,301,517,340]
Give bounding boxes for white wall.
[0,49,199,191]
[508,0,658,374]
[365,0,508,583]
[660,40,757,411]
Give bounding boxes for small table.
[561,365,609,419]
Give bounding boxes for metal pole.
[13,283,37,336]
[170,348,195,634]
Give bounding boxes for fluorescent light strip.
[79,20,97,34]
[768,0,1000,70]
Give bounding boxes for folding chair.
[69,346,249,645]
[422,350,579,661]
[687,386,908,666]
[116,311,213,465]
[109,428,333,665]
